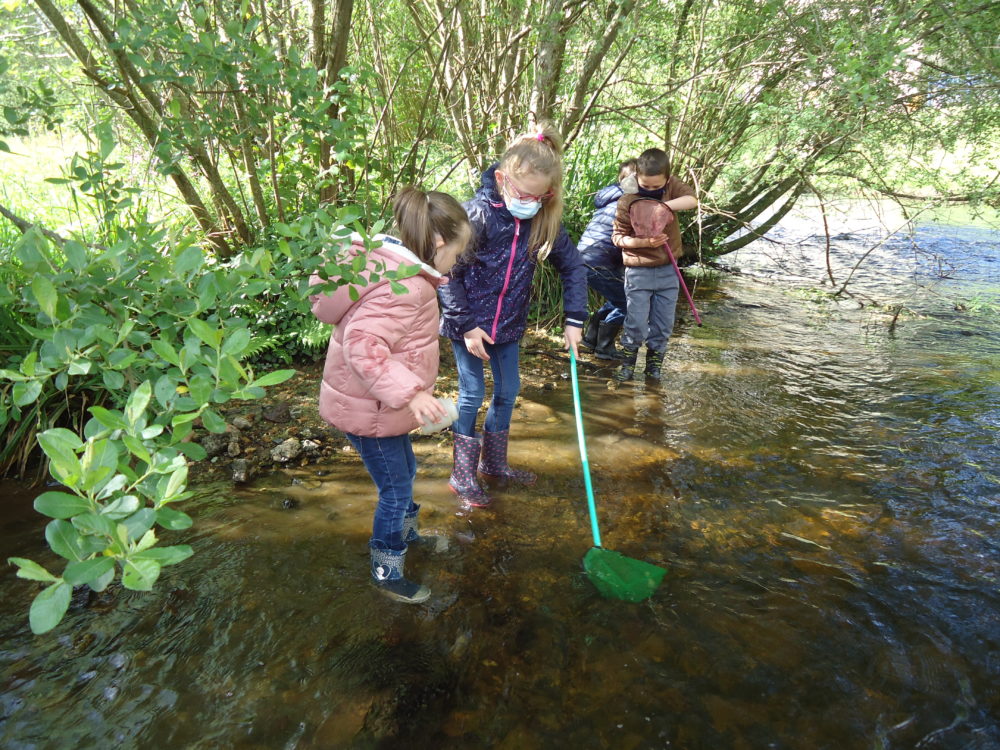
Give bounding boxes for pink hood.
[310,235,446,437]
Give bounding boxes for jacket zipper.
[492,218,519,340]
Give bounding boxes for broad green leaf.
[63,557,115,586]
[122,508,156,541]
[249,369,296,388]
[8,557,57,582]
[221,327,251,357]
[31,275,58,320]
[175,246,204,275]
[176,442,206,462]
[12,380,42,407]
[122,558,161,591]
[38,429,82,485]
[133,544,193,567]
[20,350,37,377]
[187,373,213,404]
[125,380,152,428]
[156,507,193,530]
[187,318,220,349]
[151,339,180,367]
[34,491,91,519]
[89,566,115,592]
[29,581,72,634]
[200,408,226,433]
[95,474,128,500]
[73,510,117,537]
[45,519,85,561]
[154,375,177,409]
[122,434,151,464]
[64,241,87,272]
[89,406,126,430]
[163,465,188,501]
[134,529,157,553]
[101,494,140,520]
[102,369,126,390]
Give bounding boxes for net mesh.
[628,198,674,249]
[584,547,667,602]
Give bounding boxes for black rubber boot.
[479,429,536,485]
[370,545,430,604]
[402,504,449,553]
[613,347,639,382]
[581,309,607,352]
[645,349,665,380]
[594,321,625,360]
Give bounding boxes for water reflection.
[2,216,1000,748]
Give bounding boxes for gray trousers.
[621,264,680,352]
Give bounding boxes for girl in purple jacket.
[439,124,588,507]
[311,187,470,604]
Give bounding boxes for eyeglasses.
[500,175,554,203]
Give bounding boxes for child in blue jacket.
[438,123,588,507]
[577,159,637,360]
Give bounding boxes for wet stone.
[271,438,302,463]
[200,433,230,459]
[232,416,253,431]
[282,498,299,510]
[231,458,255,484]
[262,401,291,423]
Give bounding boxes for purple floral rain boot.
[449,433,493,507]
[478,429,536,485]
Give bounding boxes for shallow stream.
[2,203,998,748]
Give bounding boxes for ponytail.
[393,186,469,264]
[498,121,564,261]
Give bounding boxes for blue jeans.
[586,265,627,325]
[450,339,521,437]
[345,432,418,551]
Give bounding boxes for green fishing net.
[584,547,666,602]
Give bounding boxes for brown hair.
[392,187,470,265]
[498,121,563,261]
[637,148,670,178]
[618,158,638,182]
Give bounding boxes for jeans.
[450,339,522,437]
[586,264,627,325]
[345,432,418,551]
[621,265,680,352]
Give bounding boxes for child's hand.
[464,327,494,361]
[564,326,582,359]
[646,233,669,248]
[408,391,447,425]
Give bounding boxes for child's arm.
[547,228,589,355]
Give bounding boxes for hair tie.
[535,132,546,142]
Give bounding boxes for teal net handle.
[570,349,602,548]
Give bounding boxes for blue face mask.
[637,186,666,200]
[506,197,542,219]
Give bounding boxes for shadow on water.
[2,216,1000,748]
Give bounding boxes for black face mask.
[637,186,665,199]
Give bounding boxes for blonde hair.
[392,187,470,265]
[498,121,563,261]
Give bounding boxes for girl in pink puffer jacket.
[310,187,470,604]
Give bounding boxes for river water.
[2,203,998,748]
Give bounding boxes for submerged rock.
[231,458,255,484]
